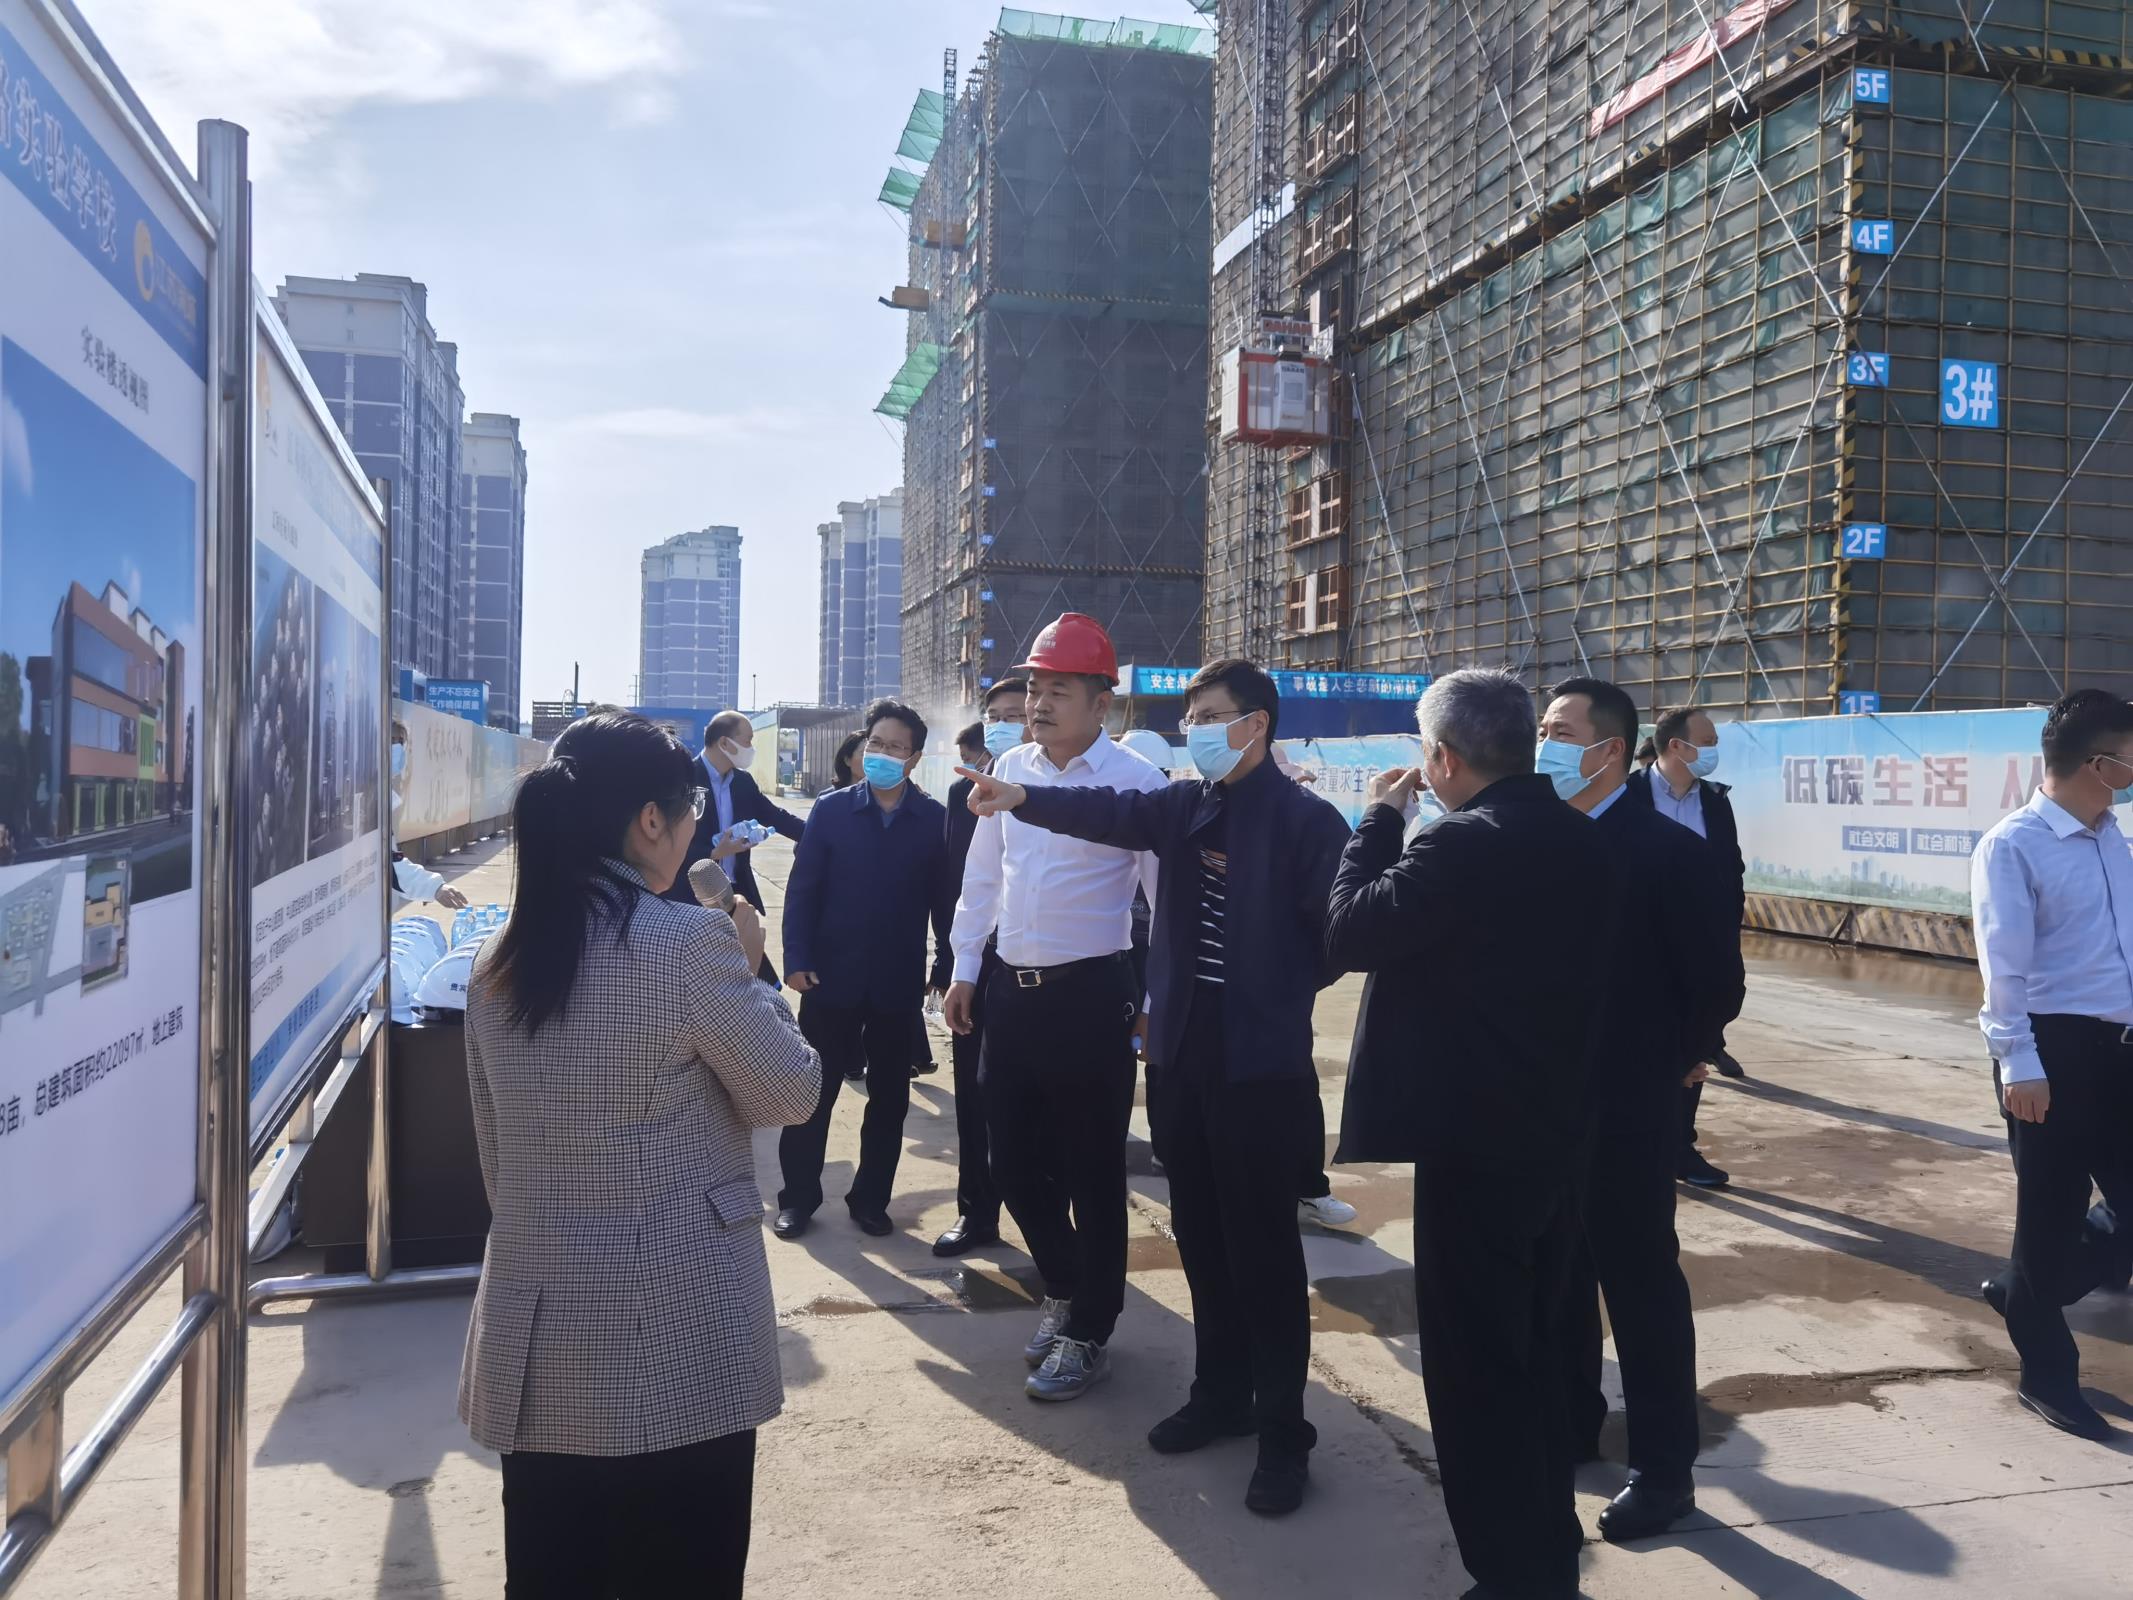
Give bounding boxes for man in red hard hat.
[945,612,1167,1402]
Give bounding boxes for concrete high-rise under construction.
[1203,0,2133,717]
[879,11,1215,713]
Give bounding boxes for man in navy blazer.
[662,711,807,984]
[1625,703,1748,1187]
[956,660,1350,1518]
[773,700,953,1239]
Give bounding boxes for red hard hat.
[1016,612,1119,684]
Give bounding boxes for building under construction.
[1203,0,2133,717]
[878,10,1215,714]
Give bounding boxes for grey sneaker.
[1023,1295,1072,1367]
[1026,1335,1110,1402]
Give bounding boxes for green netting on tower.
[875,342,944,419]
[996,9,1215,56]
[878,168,922,211]
[897,89,948,163]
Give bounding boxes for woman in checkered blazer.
[462,712,821,1597]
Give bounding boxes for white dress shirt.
[950,730,1164,983]
[702,754,738,836]
[1649,765,1707,837]
[1972,790,2133,1085]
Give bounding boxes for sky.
[95,0,1214,723]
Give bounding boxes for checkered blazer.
[459,863,821,1456]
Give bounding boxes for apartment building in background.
[817,490,903,706]
[640,526,744,711]
[459,412,528,728]
[275,272,466,682]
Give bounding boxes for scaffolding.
[1205,0,2133,717]
[888,9,1216,714]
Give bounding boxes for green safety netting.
[897,88,948,163]
[997,9,1215,55]
[878,168,922,211]
[875,343,944,419]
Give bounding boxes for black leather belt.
[1003,951,1126,989]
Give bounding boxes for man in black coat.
[1625,703,1749,1187]
[1327,668,1614,1600]
[662,711,806,983]
[932,683,1025,1256]
[957,660,1350,1518]
[1540,679,1743,1543]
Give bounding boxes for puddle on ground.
[1311,1268,1417,1339]
[1742,931,1977,1006]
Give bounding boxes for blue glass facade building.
[460,412,527,727]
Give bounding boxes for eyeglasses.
[687,786,708,819]
[864,739,913,760]
[1176,711,1250,735]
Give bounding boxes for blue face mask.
[2101,756,2133,806]
[1536,737,1604,802]
[1186,717,1254,783]
[1682,743,1720,781]
[390,743,406,778]
[983,721,1023,758]
[862,752,908,790]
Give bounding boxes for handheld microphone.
[687,857,737,915]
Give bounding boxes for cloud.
[555,406,805,442]
[89,0,687,180]
[1,394,30,495]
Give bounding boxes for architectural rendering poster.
[246,306,387,1129]
[0,1,209,1409]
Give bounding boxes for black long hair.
[486,712,699,1033]
[832,729,864,788]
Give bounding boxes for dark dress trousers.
[1326,774,1614,1600]
[939,775,999,1228]
[663,763,807,985]
[1014,757,1351,1450]
[1560,795,1743,1488]
[776,782,952,1215]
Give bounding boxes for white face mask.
[720,738,754,771]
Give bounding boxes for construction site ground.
[20,819,2133,1598]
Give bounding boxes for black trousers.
[1562,1086,1700,1486]
[981,953,1138,1344]
[950,953,1000,1227]
[1299,1088,1333,1200]
[1997,1015,2133,1394]
[777,996,917,1214]
[501,1429,756,1598]
[1414,1163,1583,1600]
[1147,996,1320,1454]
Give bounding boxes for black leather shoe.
[772,1207,812,1241]
[1147,1403,1256,1455]
[1981,1273,2010,1319]
[2017,1384,2113,1442]
[1243,1447,1309,1516]
[1713,1048,1745,1078]
[1597,1477,1695,1542]
[931,1216,1001,1257]
[1677,1150,1730,1189]
[849,1206,894,1238]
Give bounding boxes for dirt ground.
[16,823,2133,1598]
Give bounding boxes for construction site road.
[16,820,2133,1598]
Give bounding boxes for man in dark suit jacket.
[663,711,807,984]
[1327,668,1614,1600]
[1540,679,1744,1544]
[959,660,1351,1517]
[773,700,953,1238]
[1626,704,1748,1187]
